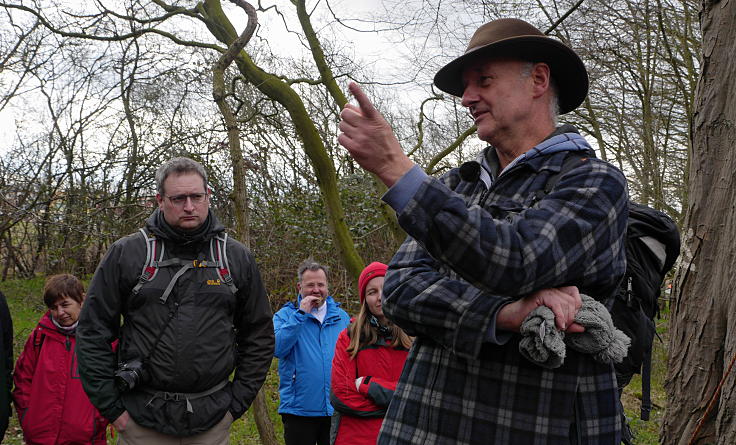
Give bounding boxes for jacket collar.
[144,208,225,245]
[474,124,593,188]
[37,311,75,338]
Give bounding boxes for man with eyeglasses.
[77,157,274,444]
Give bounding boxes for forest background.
[1,0,733,444]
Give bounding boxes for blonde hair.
[345,303,412,360]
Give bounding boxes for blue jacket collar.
[478,125,592,186]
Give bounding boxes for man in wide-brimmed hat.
[339,17,627,444]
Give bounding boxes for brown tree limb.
[212,0,257,246]
[544,0,586,35]
[426,125,477,174]
[211,3,278,443]
[202,0,366,281]
[407,94,444,158]
[1,2,224,51]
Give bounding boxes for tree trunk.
[251,387,279,445]
[201,0,365,281]
[211,3,279,444]
[662,1,736,443]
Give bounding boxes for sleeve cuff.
[358,376,371,395]
[101,401,126,423]
[382,165,429,214]
[486,302,514,345]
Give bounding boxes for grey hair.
[520,62,560,126]
[297,258,329,282]
[155,157,208,195]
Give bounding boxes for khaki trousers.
[117,412,233,445]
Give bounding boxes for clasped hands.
[498,286,584,334]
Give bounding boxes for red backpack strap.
[212,234,238,295]
[131,229,163,296]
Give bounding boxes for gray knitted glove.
[566,295,631,364]
[519,305,566,369]
[519,294,631,368]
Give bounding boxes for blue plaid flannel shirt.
[378,127,628,444]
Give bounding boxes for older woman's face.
[49,295,82,326]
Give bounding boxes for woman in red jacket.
[330,262,412,445]
[13,274,109,445]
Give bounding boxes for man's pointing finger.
[348,82,378,117]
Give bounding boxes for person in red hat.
[329,262,412,445]
[338,17,627,445]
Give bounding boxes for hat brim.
[434,35,588,114]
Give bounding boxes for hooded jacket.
[378,125,628,444]
[274,295,350,416]
[13,313,108,445]
[77,209,274,437]
[330,325,410,445]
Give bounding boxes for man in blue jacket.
[274,259,350,445]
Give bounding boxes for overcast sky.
[0,0,478,155]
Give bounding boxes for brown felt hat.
[434,18,588,114]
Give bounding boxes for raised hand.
[338,82,415,187]
[299,295,324,313]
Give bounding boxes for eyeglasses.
[165,193,208,206]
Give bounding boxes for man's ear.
[531,62,551,99]
[296,282,302,296]
[156,193,164,208]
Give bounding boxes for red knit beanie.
[358,262,388,304]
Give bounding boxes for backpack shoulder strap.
[640,344,653,420]
[532,150,594,203]
[212,233,238,295]
[544,150,594,195]
[131,228,164,296]
[32,329,46,350]
[30,328,46,362]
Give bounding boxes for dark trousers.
[281,414,331,445]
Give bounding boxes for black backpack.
[545,152,681,421]
[608,202,680,418]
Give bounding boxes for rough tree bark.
[662,1,736,443]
